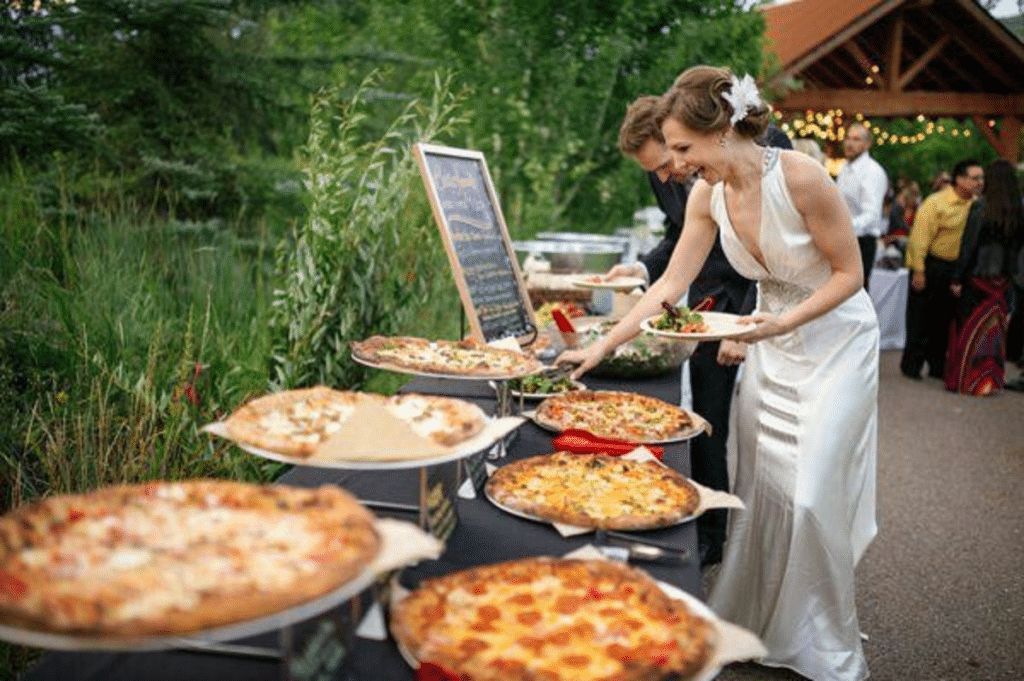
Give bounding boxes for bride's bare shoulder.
[778,149,836,203]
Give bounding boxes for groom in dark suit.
[608,96,791,566]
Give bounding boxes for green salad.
[509,373,580,395]
[651,301,708,333]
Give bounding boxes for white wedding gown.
[707,148,879,681]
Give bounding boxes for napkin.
[550,308,579,349]
[487,336,523,352]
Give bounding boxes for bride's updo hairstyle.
[659,65,770,140]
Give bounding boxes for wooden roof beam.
[972,114,1004,156]
[774,89,1024,117]
[932,14,1020,90]
[776,0,907,81]
[843,39,886,90]
[822,51,873,88]
[1000,117,1021,162]
[885,11,904,92]
[896,35,950,90]
[970,115,1022,160]
[902,22,983,91]
[956,0,1024,65]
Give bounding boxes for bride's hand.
[717,339,747,366]
[734,313,789,343]
[555,344,607,380]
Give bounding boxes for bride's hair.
[659,65,770,140]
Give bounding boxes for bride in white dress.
[559,66,878,681]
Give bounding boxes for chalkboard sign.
[414,143,537,344]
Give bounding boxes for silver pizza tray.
[220,416,523,471]
[351,353,543,381]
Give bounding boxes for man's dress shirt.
[837,152,889,239]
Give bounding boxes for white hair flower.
[721,74,764,126]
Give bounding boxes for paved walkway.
[713,350,1024,681]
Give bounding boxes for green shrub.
[270,71,468,390]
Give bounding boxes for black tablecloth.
[23,372,701,681]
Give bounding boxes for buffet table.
[23,372,701,681]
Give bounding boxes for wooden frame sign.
[414,142,537,344]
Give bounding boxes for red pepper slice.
[552,429,664,459]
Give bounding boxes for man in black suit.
[607,96,791,566]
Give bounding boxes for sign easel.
[414,143,537,346]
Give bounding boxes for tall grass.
[0,175,281,510]
[0,74,471,678]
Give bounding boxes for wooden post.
[1000,116,1021,162]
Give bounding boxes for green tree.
[0,4,104,165]
[418,0,767,235]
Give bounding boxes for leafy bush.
[270,72,467,390]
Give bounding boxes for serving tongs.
[550,307,578,349]
[594,528,691,565]
[552,428,664,459]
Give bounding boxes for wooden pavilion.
[761,0,1024,160]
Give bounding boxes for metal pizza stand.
[203,386,525,539]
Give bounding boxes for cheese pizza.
[486,452,700,529]
[390,557,714,681]
[0,480,380,638]
[350,335,543,378]
[223,387,487,458]
[533,391,696,443]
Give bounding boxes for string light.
[779,110,982,147]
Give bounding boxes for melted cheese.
[413,562,695,680]
[18,489,327,626]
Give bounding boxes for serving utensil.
[594,529,691,565]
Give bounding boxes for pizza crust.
[533,390,696,443]
[390,557,715,681]
[0,481,381,638]
[486,452,700,530]
[222,388,487,460]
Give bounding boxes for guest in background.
[945,159,1024,395]
[901,159,984,380]
[886,180,920,241]
[793,137,826,165]
[931,170,952,193]
[881,180,921,264]
[1008,278,1024,391]
[837,123,889,289]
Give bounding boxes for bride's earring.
[719,134,728,148]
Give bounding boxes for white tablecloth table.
[870,267,909,350]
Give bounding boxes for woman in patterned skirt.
[945,158,1024,395]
